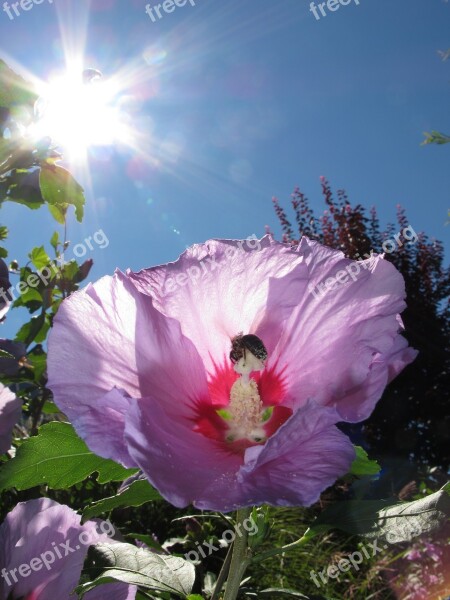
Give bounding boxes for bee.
[229,333,268,364]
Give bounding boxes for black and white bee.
[229,333,268,364]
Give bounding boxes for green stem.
[223,507,252,600]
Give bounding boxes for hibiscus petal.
[48,270,208,466]
[0,383,21,454]
[124,396,243,511]
[234,400,356,507]
[127,236,308,371]
[271,238,417,421]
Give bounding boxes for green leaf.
[0,59,37,110]
[83,479,162,520]
[248,507,271,549]
[61,259,79,280]
[13,287,43,305]
[422,130,450,146]
[41,400,60,414]
[186,596,204,600]
[310,489,450,544]
[26,346,47,381]
[0,422,135,492]
[7,169,45,209]
[12,286,43,313]
[14,314,46,346]
[48,202,67,224]
[29,246,51,270]
[39,163,85,222]
[50,231,60,251]
[76,543,195,598]
[349,446,380,476]
[34,314,51,343]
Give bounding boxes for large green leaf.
[76,542,195,598]
[83,478,162,520]
[0,422,135,492]
[39,162,85,222]
[309,487,450,544]
[0,59,37,110]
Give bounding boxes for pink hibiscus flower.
[0,498,135,600]
[47,236,417,511]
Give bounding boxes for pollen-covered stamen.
[222,334,269,444]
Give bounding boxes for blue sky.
[0,0,449,337]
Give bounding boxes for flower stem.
[223,507,253,600]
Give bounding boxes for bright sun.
[31,68,130,161]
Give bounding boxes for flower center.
[219,333,270,444]
[193,334,292,453]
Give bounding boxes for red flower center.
[192,358,292,454]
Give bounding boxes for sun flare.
[31,68,131,162]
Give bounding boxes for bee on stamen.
[229,333,268,364]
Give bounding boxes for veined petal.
[270,238,417,421]
[48,270,208,466]
[127,236,308,371]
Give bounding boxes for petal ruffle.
[232,400,356,508]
